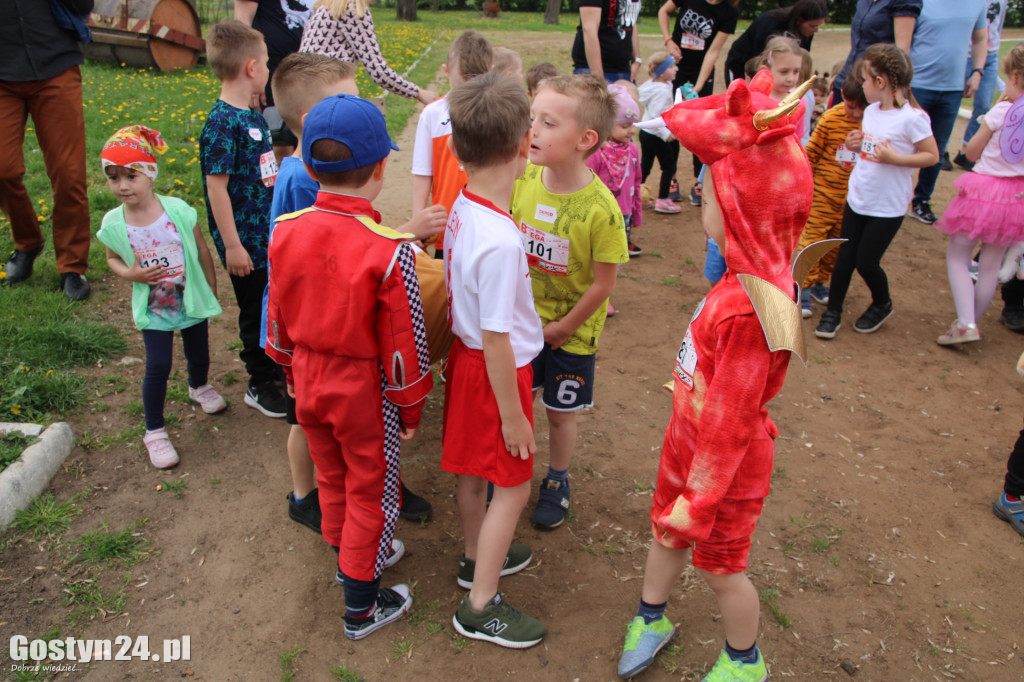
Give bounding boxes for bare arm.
[233,0,256,25]
[579,7,604,79]
[193,224,218,297]
[658,1,682,59]
[412,175,433,215]
[694,31,730,93]
[893,16,915,53]
[105,246,164,285]
[398,204,446,242]
[630,27,641,81]
[205,174,253,276]
[963,119,994,162]
[543,261,618,349]
[482,330,536,460]
[964,27,987,98]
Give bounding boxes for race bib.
[678,32,705,51]
[672,298,705,390]
[835,143,858,169]
[136,243,184,282]
[858,133,886,162]
[259,150,278,188]
[520,221,570,275]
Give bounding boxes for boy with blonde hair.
[511,74,629,528]
[443,71,546,649]
[201,19,285,419]
[266,94,433,640]
[412,30,493,255]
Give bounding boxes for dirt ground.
[3,28,1024,682]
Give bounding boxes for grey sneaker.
[457,543,532,589]
[343,584,412,640]
[618,615,676,679]
[452,592,545,649]
[909,200,936,224]
[993,493,1024,538]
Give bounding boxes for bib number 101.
[525,238,553,262]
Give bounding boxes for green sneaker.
[702,649,768,682]
[452,592,546,649]
[617,615,676,678]
[457,543,532,589]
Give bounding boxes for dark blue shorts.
[531,343,596,412]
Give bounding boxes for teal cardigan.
[97,195,222,330]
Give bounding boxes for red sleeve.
[377,242,434,428]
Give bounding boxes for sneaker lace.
[623,618,650,651]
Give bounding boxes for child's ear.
[518,130,532,158]
[372,157,388,181]
[577,129,600,154]
[446,136,462,164]
[245,57,257,79]
[302,163,318,183]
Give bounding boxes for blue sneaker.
[993,493,1024,538]
[618,615,676,678]
[531,477,570,528]
[807,283,829,304]
[800,289,812,319]
[702,649,768,682]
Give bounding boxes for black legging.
[1004,422,1024,498]
[827,204,904,314]
[141,320,210,430]
[640,131,680,200]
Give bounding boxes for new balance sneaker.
[618,615,676,679]
[452,592,545,649]
[993,493,1024,538]
[814,310,841,339]
[667,178,682,202]
[807,283,829,304]
[188,384,227,414]
[143,428,179,469]
[457,543,533,589]
[335,539,405,584]
[399,483,433,521]
[936,322,980,346]
[243,382,286,418]
[954,150,975,172]
[343,584,412,640]
[800,289,812,319]
[702,649,768,682]
[909,199,936,224]
[287,489,321,533]
[532,477,570,529]
[654,198,682,214]
[689,182,702,207]
[853,301,893,333]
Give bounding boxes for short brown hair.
[840,67,867,108]
[272,54,357,132]
[448,30,492,81]
[526,62,558,96]
[491,47,522,79]
[206,19,266,81]
[536,74,615,158]
[448,72,530,169]
[308,138,378,188]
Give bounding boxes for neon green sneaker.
[702,649,768,682]
[617,615,676,678]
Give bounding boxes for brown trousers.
[0,66,90,274]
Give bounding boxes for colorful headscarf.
[100,125,168,180]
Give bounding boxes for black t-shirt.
[725,11,814,83]
[572,0,643,75]
[246,0,315,104]
[668,0,738,81]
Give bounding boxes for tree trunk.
[543,0,561,25]
[396,0,417,21]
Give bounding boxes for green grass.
[157,480,189,499]
[329,663,362,682]
[759,587,792,629]
[64,574,129,626]
[279,646,305,682]
[10,493,81,539]
[74,520,150,567]
[0,431,39,470]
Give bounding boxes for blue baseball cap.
[302,94,399,173]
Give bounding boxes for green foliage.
[0,431,39,471]
[11,493,81,539]
[279,646,306,682]
[329,663,362,682]
[74,520,150,567]
[158,480,189,499]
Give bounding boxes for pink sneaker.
[607,302,617,317]
[654,198,682,214]
[143,428,179,469]
[189,384,227,414]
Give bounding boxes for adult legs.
[962,51,1000,145]
[913,88,963,205]
[0,79,42,255]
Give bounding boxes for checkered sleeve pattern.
[375,371,402,579]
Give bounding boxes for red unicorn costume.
[648,71,816,572]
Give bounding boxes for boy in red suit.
[266,94,433,641]
[617,71,814,680]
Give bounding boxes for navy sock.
[546,466,568,484]
[637,599,667,625]
[724,640,759,664]
[291,492,306,505]
[341,572,381,622]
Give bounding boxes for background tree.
[397,0,417,21]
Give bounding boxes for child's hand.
[417,88,437,105]
[845,130,864,152]
[286,383,295,398]
[543,319,571,350]
[872,140,896,164]
[225,244,253,277]
[126,261,165,285]
[403,204,447,242]
[398,425,417,441]
[502,413,536,460]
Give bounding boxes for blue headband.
[654,56,676,78]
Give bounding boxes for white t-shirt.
[847,102,933,218]
[411,95,450,178]
[444,190,543,368]
[126,212,185,283]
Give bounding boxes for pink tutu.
[935,172,1024,246]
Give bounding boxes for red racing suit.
[266,191,433,582]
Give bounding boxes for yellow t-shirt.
[510,163,628,356]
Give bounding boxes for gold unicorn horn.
[753,77,817,131]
